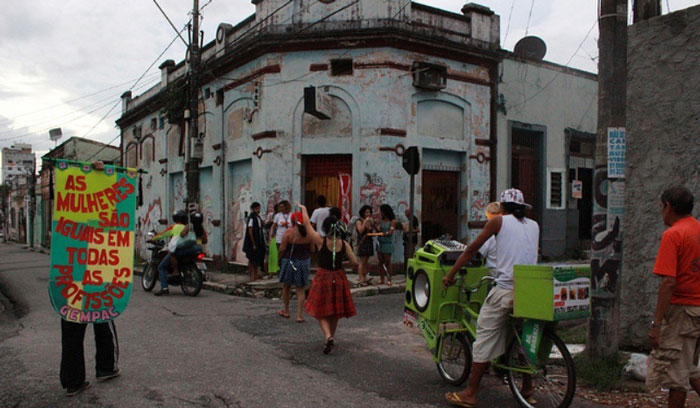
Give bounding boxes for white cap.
[500,188,532,209]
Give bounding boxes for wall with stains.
[620,5,700,348]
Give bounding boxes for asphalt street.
[0,242,609,407]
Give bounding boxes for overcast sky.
[0,0,697,174]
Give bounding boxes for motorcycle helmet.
[172,209,188,224]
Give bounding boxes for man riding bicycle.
[442,188,540,407]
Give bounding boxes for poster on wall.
[607,127,626,179]
[48,160,138,323]
[572,180,583,199]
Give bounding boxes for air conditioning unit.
[412,62,447,91]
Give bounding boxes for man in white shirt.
[310,195,331,237]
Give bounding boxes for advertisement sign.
[552,268,591,320]
[303,86,332,120]
[338,172,351,224]
[572,180,583,199]
[48,161,137,323]
[607,180,625,238]
[607,127,626,178]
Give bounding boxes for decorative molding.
[379,144,406,156]
[468,221,487,229]
[475,138,492,146]
[379,128,407,137]
[354,61,411,71]
[159,168,167,177]
[251,130,277,141]
[158,219,168,225]
[253,146,273,159]
[222,64,281,92]
[214,156,222,166]
[212,143,222,150]
[211,219,221,227]
[469,152,489,163]
[309,63,329,72]
[158,158,168,164]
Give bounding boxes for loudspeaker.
[405,252,490,322]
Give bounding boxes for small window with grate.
[548,169,565,209]
[331,59,353,76]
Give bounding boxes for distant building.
[2,143,35,186]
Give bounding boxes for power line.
[86,25,189,161]
[0,78,160,139]
[524,0,535,36]
[152,0,189,47]
[0,72,160,126]
[507,18,598,110]
[502,0,516,45]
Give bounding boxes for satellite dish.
[513,36,547,61]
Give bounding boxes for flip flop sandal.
[323,337,334,354]
[278,310,290,318]
[296,317,305,323]
[445,392,476,408]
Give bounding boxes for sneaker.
[66,381,91,396]
[154,288,169,296]
[96,368,121,382]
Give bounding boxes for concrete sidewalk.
[134,263,407,299]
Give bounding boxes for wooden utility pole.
[588,0,627,359]
[186,0,201,207]
[633,0,661,23]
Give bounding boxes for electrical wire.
[85,25,189,161]
[0,78,160,140]
[507,18,598,110]
[0,72,160,126]
[524,0,535,36]
[502,0,516,46]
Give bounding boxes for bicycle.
[415,271,576,408]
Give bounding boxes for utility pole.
[588,0,627,359]
[633,0,661,23]
[186,0,201,207]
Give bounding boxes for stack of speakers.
[405,240,489,323]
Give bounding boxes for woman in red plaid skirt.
[297,202,358,354]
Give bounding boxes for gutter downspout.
[489,62,499,202]
[220,99,227,272]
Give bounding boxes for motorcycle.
[141,232,206,296]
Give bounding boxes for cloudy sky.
[0,0,696,174]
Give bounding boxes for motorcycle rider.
[152,210,190,296]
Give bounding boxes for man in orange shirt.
[648,186,700,408]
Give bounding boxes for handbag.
[176,231,197,249]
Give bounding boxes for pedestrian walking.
[402,207,420,263]
[59,161,121,397]
[278,211,313,322]
[354,205,375,286]
[297,202,358,354]
[243,202,266,282]
[377,204,396,286]
[264,202,280,275]
[269,201,292,274]
[479,202,503,276]
[310,195,331,237]
[646,186,700,408]
[441,188,539,408]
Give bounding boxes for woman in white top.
[442,188,539,408]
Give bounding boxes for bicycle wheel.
[506,331,576,408]
[436,332,472,386]
[141,263,157,292]
[180,267,203,296]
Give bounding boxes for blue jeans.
[157,253,171,289]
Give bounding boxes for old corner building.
[117,0,597,265]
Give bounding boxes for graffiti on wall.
[359,173,389,216]
[200,195,216,256]
[172,176,186,210]
[590,166,621,295]
[470,190,489,222]
[136,197,163,257]
[227,181,252,262]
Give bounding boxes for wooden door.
[511,130,541,223]
[421,170,459,242]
